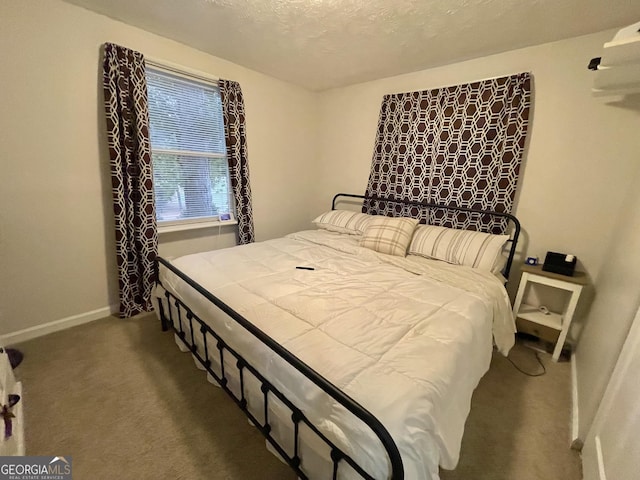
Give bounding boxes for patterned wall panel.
[364,73,531,234]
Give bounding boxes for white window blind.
[146,67,233,225]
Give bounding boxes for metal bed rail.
[332,193,521,280]
[155,256,404,480]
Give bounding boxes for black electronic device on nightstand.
[542,251,577,277]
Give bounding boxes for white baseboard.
[0,306,115,346]
[595,435,607,480]
[570,351,583,450]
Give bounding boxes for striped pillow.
[409,224,510,271]
[360,216,419,257]
[313,210,372,235]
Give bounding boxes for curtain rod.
[145,56,220,85]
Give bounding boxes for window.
[146,67,234,230]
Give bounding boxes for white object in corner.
[0,306,113,346]
[582,306,640,480]
[0,349,24,456]
[592,21,640,96]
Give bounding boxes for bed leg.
[158,299,169,332]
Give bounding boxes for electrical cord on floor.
[508,350,547,377]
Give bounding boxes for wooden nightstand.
[513,264,588,361]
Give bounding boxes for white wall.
[0,0,319,337]
[313,30,640,301]
[575,163,640,440]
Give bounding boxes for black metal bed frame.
[154,194,521,480]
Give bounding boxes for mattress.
[154,229,516,479]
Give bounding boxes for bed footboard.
[155,257,404,480]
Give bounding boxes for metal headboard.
[332,193,521,280]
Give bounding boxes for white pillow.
[409,224,510,271]
[312,210,372,235]
[359,216,419,257]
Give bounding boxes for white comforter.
[155,230,515,479]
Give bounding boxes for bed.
[153,194,520,480]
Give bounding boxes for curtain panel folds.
[219,79,255,244]
[364,73,531,234]
[102,43,158,318]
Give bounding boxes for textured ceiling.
[64,0,640,90]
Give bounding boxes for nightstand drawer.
[516,318,560,343]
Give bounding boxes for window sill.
[158,219,238,234]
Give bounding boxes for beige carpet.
[439,341,582,480]
[12,314,581,479]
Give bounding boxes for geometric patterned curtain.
[219,79,255,244]
[102,43,158,318]
[364,72,531,234]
